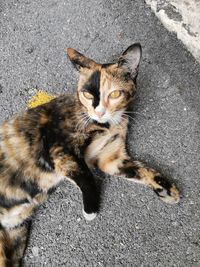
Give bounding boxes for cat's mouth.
[90,110,125,125]
[92,116,109,124]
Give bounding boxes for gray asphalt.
[0,0,200,266]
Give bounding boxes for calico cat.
[0,43,180,266]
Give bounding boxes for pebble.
[32,246,39,257]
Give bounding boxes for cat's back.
[0,116,32,190]
[0,93,77,172]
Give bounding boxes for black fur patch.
[121,167,137,178]
[83,71,101,108]
[20,180,42,198]
[36,126,55,172]
[103,134,119,149]
[79,129,105,156]
[0,195,29,208]
[108,134,119,142]
[9,171,23,187]
[94,121,110,129]
[9,171,42,198]
[24,131,34,147]
[154,176,172,196]
[47,186,57,195]
[19,125,35,147]
[119,160,137,178]
[102,63,113,68]
[4,246,13,267]
[123,72,132,82]
[39,102,72,155]
[70,157,100,214]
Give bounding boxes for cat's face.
[67,44,142,125]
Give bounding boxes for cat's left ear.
[67,48,98,70]
[118,43,142,80]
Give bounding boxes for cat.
[0,43,180,267]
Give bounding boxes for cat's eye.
[109,90,122,99]
[83,92,94,100]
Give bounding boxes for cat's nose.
[95,110,105,117]
[95,106,106,118]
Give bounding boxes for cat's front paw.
[154,176,180,204]
[82,193,100,221]
[82,210,97,221]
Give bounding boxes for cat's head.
[67,44,142,125]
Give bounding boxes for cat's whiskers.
[76,119,87,132]
[124,111,143,116]
[75,114,86,128]
[124,111,145,119]
[85,116,92,128]
[75,113,88,132]
[122,114,140,126]
[110,115,124,130]
[76,112,92,132]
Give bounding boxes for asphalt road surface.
[0,0,200,266]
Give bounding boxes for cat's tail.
[0,223,30,267]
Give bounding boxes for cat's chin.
[90,115,109,124]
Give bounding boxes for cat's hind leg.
[0,223,30,267]
[0,226,7,267]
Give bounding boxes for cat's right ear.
[67,48,97,70]
[118,43,142,80]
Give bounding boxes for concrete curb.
[145,0,200,63]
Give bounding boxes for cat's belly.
[84,132,123,168]
[84,134,112,165]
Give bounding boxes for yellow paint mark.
[28,90,56,108]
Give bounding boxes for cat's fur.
[0,44,180,266]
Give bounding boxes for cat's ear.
[118,43,142,80]
[67,48,97,70]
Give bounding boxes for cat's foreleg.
[53,154,100,220]
[115,159,180,203]
[92,142,180,204]
[69,165,100,221]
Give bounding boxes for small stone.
[25,47,34,54]
[28,88,37,95]
[117,32,124,39]
[186,247,192,255]
[32,246,39,257]
[172,221,178,226]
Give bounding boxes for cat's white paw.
[82,210,97,221]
